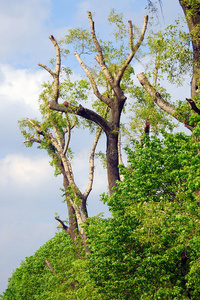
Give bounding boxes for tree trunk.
[179,0,200,98]
[106,132,120,195]
[63,173,79,241]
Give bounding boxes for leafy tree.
[19,10,149,251]
[19,75,107,253]
[86,131,200,299]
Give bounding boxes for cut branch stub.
[116,15,148,85]
[186,98,200,115]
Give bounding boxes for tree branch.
[74,51,112,107]
[116,15,148,85]
[48,100,111,134]
[55,217,68,231]
[87,11,116,91]
[38,35,61,103]
[45,259,55,274]
[63,114,71,156]
[186,98,200,115]
[118,130,124,181]
[137,72,178,118]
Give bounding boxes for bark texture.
[179,0,200,98]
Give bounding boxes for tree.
[19,10,150,255]
[19,77,108,253]
[86,131,200,299]
[40,12,148,194]
[137,0,200,132]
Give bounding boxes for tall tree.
[41,12,148,194]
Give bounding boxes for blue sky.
[0,0,188,294]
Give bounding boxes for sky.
[0,0,190,294]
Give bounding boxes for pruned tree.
[19,78,109,253]
[40,12,148,195]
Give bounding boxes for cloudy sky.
[0,0,189,294]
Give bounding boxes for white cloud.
[0,63,50,111]
[0,154,51,186]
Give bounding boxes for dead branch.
[118,130,124,181]
[116,15,148,85]
[55,217,68,231]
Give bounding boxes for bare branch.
[23,137,41,144]
[38,63,54,76]
[38,35,61,103]
[87,11,116,90]
[74,51,112,107]
[84,106,110,198]
[118,130,123,166]
[83,127,102,198]
[55,217,68,231]
[116,15,148,85]
[63,114,71,156]
[137,73,178,118]
[49,35,61,77]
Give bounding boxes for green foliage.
[86,132,200,299]
[128,84,175,136]
[147,19,192,85]
[1,232,96,300]
[60,27,94,55]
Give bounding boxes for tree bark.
[106,132,120,194]
[179,0,200,98]
[63,174,79,241]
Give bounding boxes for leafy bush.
[87,132,200,299]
